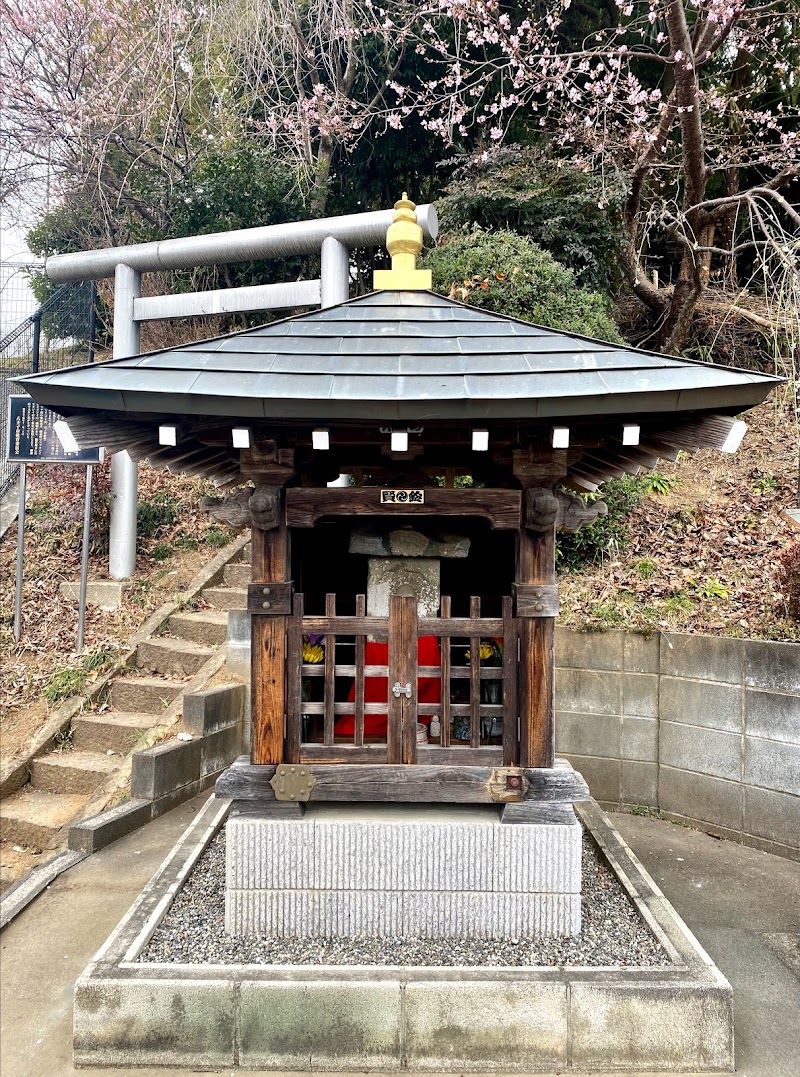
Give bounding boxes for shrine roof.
[15,290,780,422]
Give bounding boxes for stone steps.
[110,676,184,714]
[135,636,215,677]
[201,585,247,612]
[30,751,119,797]
[0,789,90,851]
[71,712,164,754]
[167,609,228,646]
[223,562,250,588]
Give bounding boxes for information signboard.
[6,394,102,464]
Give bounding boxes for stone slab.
[225,810,581,939]
[554,628,623,671]
[570,980,734,1072]
[131,738,203,801]
[227,890,580,940]
[555,710,621,759]
[367,556,440,618]
[621,760,659,806]
[744,688,800,744]
[68,798,152,854]
[623,632,660,674]
[743,785,800,852]
[744,639,800,693]
[744,736,800,797]
[660,676,742,733]
[659,721,742,782]
[622,672,659,718]
[183,682,246,736]
[621,716,659,762]
[71,795,735,1074]
[59,579,128,611]
[240,981,403,1070]
[73,978,235,1068]
[660,634,743,685]
[404,981,569,1072]
[658,766,743,832]
[555,668,621,715]
[562,754,622,804]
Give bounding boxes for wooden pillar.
[516,524,556,768]
[250,508,290,765]
[513,449,566,771]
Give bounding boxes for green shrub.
[422,229,623,342]
[436,145,625,292]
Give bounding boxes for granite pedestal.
[225,801,582,939]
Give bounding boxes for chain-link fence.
[1,268,96,499]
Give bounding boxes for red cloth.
[335,635,441,737]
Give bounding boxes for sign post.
[6,395,103,651]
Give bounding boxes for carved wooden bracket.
[514,584,559,618]
[201,484,281,532]
[247,581,294,615]
[524,488,608,533]
[524,488,560,532]
[201,486,253,531]
[556,489,608,532]
[249,485,281,531]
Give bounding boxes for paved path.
[1,796,798,1076]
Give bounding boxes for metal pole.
[13,464,27,643]
[46,205,439,283]
[76,464,93,654]
[31,313,41,374]
[109,264,140,580]
[320,238,350,307]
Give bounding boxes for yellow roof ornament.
[372,193,432,291]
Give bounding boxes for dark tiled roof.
[15,291,780,421]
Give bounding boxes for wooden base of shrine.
[215,756,590,809]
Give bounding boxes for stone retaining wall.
[556,630,800,861]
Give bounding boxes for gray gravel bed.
[141,831,671,967]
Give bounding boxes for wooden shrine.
[16,195,782,818]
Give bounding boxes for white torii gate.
[46,205,439,579]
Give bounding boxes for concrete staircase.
[0,555,249,855]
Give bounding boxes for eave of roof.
[14,290,782,423]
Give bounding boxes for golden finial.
[373,193,432,291]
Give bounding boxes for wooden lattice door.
[285,592,518,766]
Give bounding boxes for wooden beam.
[516,524,556,768]
[286,487,521,529]
[216,757,590,804]
[250,500,289,766]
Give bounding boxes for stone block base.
[225,803,582,939]
[59,579,129,610]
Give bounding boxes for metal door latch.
[392,681,412,699]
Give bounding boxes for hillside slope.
[559,391,799,641]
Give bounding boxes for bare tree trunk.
[308,138,334,219]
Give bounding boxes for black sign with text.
[6,395,102,464]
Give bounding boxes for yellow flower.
[302,643,324,664]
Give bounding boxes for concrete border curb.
[0,848,87,930]
[73,796,734,1072]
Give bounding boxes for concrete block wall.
[556,629,800,861]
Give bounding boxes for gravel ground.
[141,830,670,968]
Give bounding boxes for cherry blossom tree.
[413,0,800,352]
[0,0,233,240]
[209,0,420,217]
